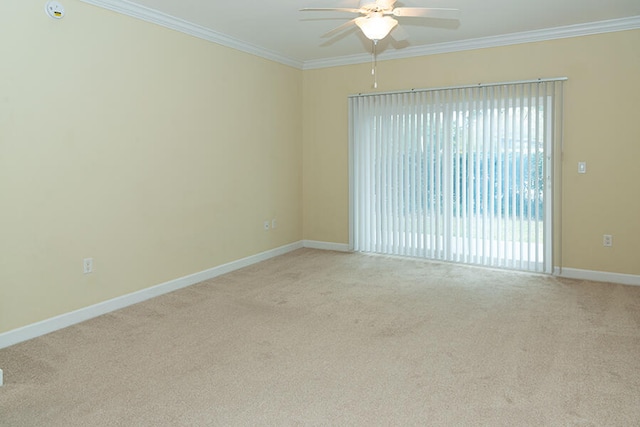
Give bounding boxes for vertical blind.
[349,79,564,273]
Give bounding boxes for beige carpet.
[1,248,639,426]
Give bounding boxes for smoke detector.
[45,1,65,19]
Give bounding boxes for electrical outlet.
[271,219,277,229]
[263,221,270,231]
[603,234,612,247]
[83,258,93,274]
[0,368,3,387]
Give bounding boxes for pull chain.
[371,39,378,89]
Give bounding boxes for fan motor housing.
[360,0,393,13]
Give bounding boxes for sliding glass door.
[349,80,564,273]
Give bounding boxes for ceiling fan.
[301,0,460,42]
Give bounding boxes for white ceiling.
[87,0,640,68]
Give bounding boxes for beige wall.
[303,30,640,276]
[0,2,302,333]
[1,1,638,335]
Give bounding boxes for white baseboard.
[309,242,640,287]
[554,267,640,286]
[303,240,352,252]
[0,241,303,350]
[4,242,637,350]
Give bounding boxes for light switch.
[578,162,587,174]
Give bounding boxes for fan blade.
[392,7,460,19]
[322,18,358,38]
[300,8,362,13]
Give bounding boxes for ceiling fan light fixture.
[355,13,398,41]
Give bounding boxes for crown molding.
[303,15,640,70]
[79,1,639,71]
[80,0,304,69]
